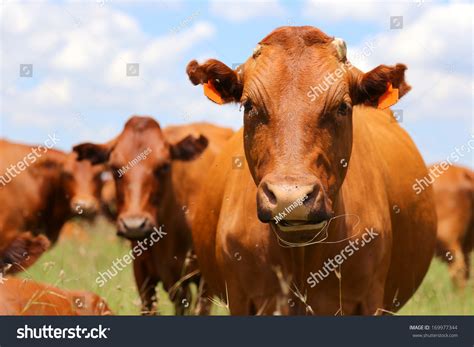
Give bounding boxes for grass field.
[15,218,474,316]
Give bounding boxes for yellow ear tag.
[377,83,399,109]
[203,81,224,105]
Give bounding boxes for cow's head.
[187,26,410,240]
[62,153,104,218]
[73,116,208,240]
[29,150,105,219]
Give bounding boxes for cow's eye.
[109,166,121,178]
[337,102,352,116]
[156,163,171,176]
[243,100,254,114]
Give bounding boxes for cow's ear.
[351,63,411,109]
[186,59,243,104]
[73,143,111,165]
[170,134,208,161]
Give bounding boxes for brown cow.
[73,116,233,314]
[0,139,105,273]
[186,26,437,315]
[431,164,474,288]
[0,277,111,315]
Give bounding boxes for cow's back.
[164,123,233,221]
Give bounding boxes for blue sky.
[1,0,472,167]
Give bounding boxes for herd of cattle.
[0,26,472,315]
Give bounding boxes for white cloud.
[348,3,472,122]
[0,1,219,147]
[34,78,72,104]
[303,0,420,24]
[0,4,33,33]
[210,0,285,22]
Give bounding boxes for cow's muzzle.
[117,214,153,240]
[257,174,334,234]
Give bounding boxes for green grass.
[16,218,473,315]
[19,218,145,315]
[399,256,473,315]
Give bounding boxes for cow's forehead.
[110,129,168,165]
[64,153,91,174]
[242,44,344,101]
[243,26,343,90]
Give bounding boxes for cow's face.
[62,153,103,218]
[73,116,208,240]
[29,151,103,219]
[187,26,410,239]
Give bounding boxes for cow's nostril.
[257,177,327,223]
[304,185,319,207]
[262,182,277,205]
[120,216,148,231]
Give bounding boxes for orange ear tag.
[377,83,399,109]
[203,81,224,105]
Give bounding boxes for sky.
[0,0,472,167]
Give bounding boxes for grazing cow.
[432,164,474,288]
[0,139,105,273]
[186,26,437,315]
[0,277,111,315]
[73,116,233,314]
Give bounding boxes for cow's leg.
[358,278,386,315]
[133,259,158,315]
[169,283,193,315]
[227,286,252,315]
[448,245,466,289]
[461,229,472,281]
[166,273,192,315]
[168,251,204,315]
[463,249,471,281]
[194,277,212,315]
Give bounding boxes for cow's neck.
[286,189,347,296]
[156,179,190,241]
